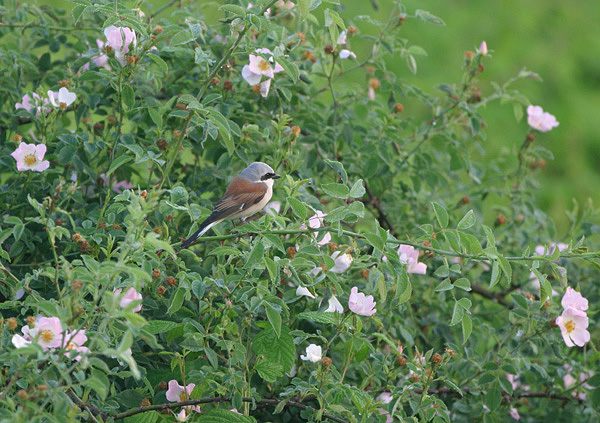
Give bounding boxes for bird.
[180,162,280,249]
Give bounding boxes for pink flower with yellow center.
[113,287,143,312]
[104,26,137,67]
[10,142,50,172]
[165,380,200,412]
[15,93,48,115]
[47,87,77,109]
[555,307,590,347]
[28,317,64,350]
[63,329,89,361]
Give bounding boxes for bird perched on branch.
[180,162,280,249]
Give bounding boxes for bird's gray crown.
[239,162,275,182]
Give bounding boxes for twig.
[111,396,349,423]
[416,387,584,403]
[364,183,397,235]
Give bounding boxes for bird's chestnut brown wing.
[212,177,267,218]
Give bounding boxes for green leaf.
[323,159,348,183]
[255,358,283,383]
[167,288,184,315]
[209,246,242,257]
[489,260,501,288]
[498,255,512,284]
[449,301,464,326]
[218,4,246,17]
[415,9,446,25]
[298,0,309,18]
[145,320,179,335]
[170,30,196,46]
[484,381,502,411]
[197,409,255,423]
[364,232,385,252]
[453,278,471,291]
[435,278,453,292]
[147,53,168,73]
[85,369,109,400]
[244,241,264,270]
[296,311,339,325]
[265,303,282,338]
[456,209,476,230]
[395,272,412,303]
[122,85,134,110]
[322,182,349,199]
[208,109,234,155]
[287,197,307,220]
[148,108,163,128]
[432,202,449,228]
[348,179,366,198]
[107,155,132,178]
[275,55,299,83]
[461,315,472,343]
[252,326,295,373]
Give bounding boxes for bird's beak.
[273,173,281,179]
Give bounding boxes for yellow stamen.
[565,320,575,333]
[258,58,270,72]
[24,154,37,166]
[40,329,55,343]
[60,102,67,109]
[252,84,261,94]
[179,391,187,401]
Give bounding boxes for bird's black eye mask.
[261,172,280,180]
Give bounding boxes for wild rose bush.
[0,1,599,422]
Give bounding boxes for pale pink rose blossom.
[331,251,353,273]
[28,317,64,350]
[63,329,89,361]
[258,78,272,97]
[104,26,137,66]
[15,93,48,115]
[175,409,188,422]
[479,41,488,56]
[555,307,590,347]
[47,87,77,109]
[339,49,356,59]
[561,287,588,311]
[92,39,110,69]
[114,287,143,312]
[397,245,427,274]
[300,344,322,362]
[337,31,347,45]
[325,295,343,313]
[509,407,520,420]
[11,142,50,172]
[505,374,530,391]
[527,105,559,132]
[113,180,134,194]
[563,364,593,400]
[348,286,376,316]
[275,0,295,9]
[166,380,200,412]
[376,392,393,423]
[534,242,568,256]
[296,286,316,299]
[302,211,332,246]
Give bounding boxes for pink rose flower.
[561,287,588,312]
[555,307,591,347]
[47,87,77,109]
[63,329,89,361]
[479,41,488,56]
[166,380,200,412]
[28,316,64,350]
[104,26,137,66]
[15,93,48,115]
[10,142,50,172]
[397,244,427,274]
[114,287,143,312]
[348,286,376,316]
[527,105,559,132]
[325,295,343,313]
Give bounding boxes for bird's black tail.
[180,216,219,249]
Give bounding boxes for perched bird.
[180,162,280,249]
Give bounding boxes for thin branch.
[111,396,349,423]
[364,183,397,235]
[417,387,584,403]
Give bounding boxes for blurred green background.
[25,0,600,233]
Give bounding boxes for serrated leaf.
[348,179,366,198]
[255,358,283,383]
[395,272,412,303]
[323,159,348,183]
[208,109,234,155]
[244,241,264,270]
[265,303,282,338]
[322,182,349,199]
[167,288,184,315]
[209,246,242,257]
[252,327,294,373]
[296,311,339,325]
[456,209,476,230]
[432,202,449,228]
[218,4,246,17]
[364,233,385,252]
[298,0,309,18]
[148,108,163,128]
[484,382,502,411]
[287,197,307,220]
[107,155,132,177]
[274,55,298,83]
[145,320,179,334]
[461,315,472,343]
[415,9,445,25]
[435,278,453,292]
[147,53,168,73]
[449,301,464,326]
[498,255,512,284]
[489,260,500,288]
[453,278,471,291]
[122,85,134,110]
[170,30,196,46]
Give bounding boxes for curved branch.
[111,396,349,423]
